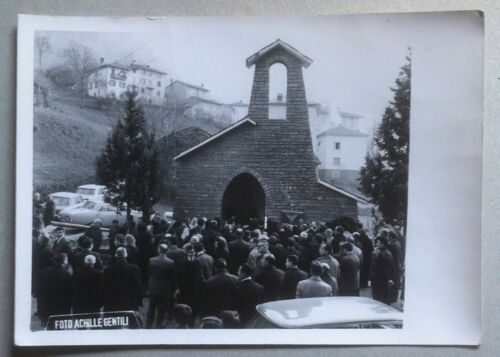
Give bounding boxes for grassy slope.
[33,91,116,192]
[33,90,220,194]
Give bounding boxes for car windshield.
[77,188,96,195]
[51,196,70,206]
[82,201,98,210]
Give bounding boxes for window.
[269,63,287,120]
[157,81,161,87]
[157,91,160,97]
[140,78,146,85]
[109,80,116,86]
[318,140,321,146]
[141,88,145,94]
[89,82,93,89]
[333,157,341,166]
[119,81,126,88]
[332,170,341,179]
[335,142,341,150]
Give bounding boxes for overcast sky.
[39,15,411,127]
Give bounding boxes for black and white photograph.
[15,13,482,346]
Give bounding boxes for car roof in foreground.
[50,192,82,198]
[256,297,403,328]
[77,184,106,189]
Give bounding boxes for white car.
[75,184,107,202]
[247,296,403,329]
[59,200,142,228]
[49,192,85,214]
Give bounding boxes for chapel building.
[172,40,364,223]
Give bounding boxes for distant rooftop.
[317,124,369,138]
[338,108,363,120]
[130,63,167,75]
[168,80,209,92]
[185,96,225,106]
[96,61,167,75]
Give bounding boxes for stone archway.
[221,173,265,224]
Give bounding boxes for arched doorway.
[222,173,265,224]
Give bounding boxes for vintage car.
[58,200,142,228]
[75,184,107,202]
[247,296,403,329]
[49,192,85,214]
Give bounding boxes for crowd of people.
[31,213,405,329]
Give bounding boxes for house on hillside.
[87,59,168,105]
[172,39,366,224]
[164,80,236,126]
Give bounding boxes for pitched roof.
[95,62,167,74]
[338,108,363,120]
[317,179,368,204]
[130,63,167,75]
[317,125,368,138]
[229,100,249,107]
[184,96,227,107]
[98,62,130,71]
[173,117,257,160]
[168,80,209,92]
[246,39,313,68]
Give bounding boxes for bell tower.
[246,39,313,124]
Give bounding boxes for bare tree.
[61,42,97,105]
[34,35,52,70]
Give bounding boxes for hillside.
[33,93,116,192]
[33,90,217,195]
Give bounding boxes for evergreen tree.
[96,90,160,222]
[359,55,411,226]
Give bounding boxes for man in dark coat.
[227,228,251,274]
[194,242,214,281]
[165,234,186,264]
[175,244,199,325]
[387,231,404,303]
[370,236,395,305]
[234,263,264,326]
[338,243,361,296]
[282,255,308,300]
[102,247,143,312]
[38,253,73,326]
[354,229,373,288]
[73,236,103,272]
[85,219,103,253]
[203,258,239,317]
[255,254,285,302]
[72,254,102,313]
[51,227,74,268]
[146,244,176,328]
[136,222,155,286]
